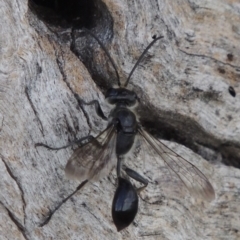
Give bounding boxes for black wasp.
[37,29,215,231]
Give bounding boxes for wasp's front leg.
[74,93,107,120]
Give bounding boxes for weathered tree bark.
[0,0,240,239]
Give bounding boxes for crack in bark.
[54,48,93,132]
[81,202,103,225]
[39,180,88,227]
[0,116,4,131]
[25,86,44,136]
[1,156,27,225]
[140,232,164,237]
[159,17,176,40]
[63,113,78,140]
[179,49,240,69]
[0,201,28,240]
[154,0,160,11]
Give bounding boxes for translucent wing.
[65,125,117,182]
[138,127,215,201]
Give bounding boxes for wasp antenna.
[81,28,121,87]
[124,36,164,87]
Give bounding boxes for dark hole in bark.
[28,0,115,90]
[228,86,236,97]
[29,0,96,29]
[227,53,233,61]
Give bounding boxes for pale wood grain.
[0,0,240,239]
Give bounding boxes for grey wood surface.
[0,0,240,239]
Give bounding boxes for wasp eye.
[105,88,118,98]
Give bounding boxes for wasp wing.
[65,125,117,182]
[138,127,215,201]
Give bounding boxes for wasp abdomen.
[112,177,138,231]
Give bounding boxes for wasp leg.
[123,166,148,193]
[39,180,88,227]
[74,93,107,120]
[35,135,94,150]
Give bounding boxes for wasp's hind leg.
[35,135,94,150]
[123,166,148,193]
[74,93,108,120]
